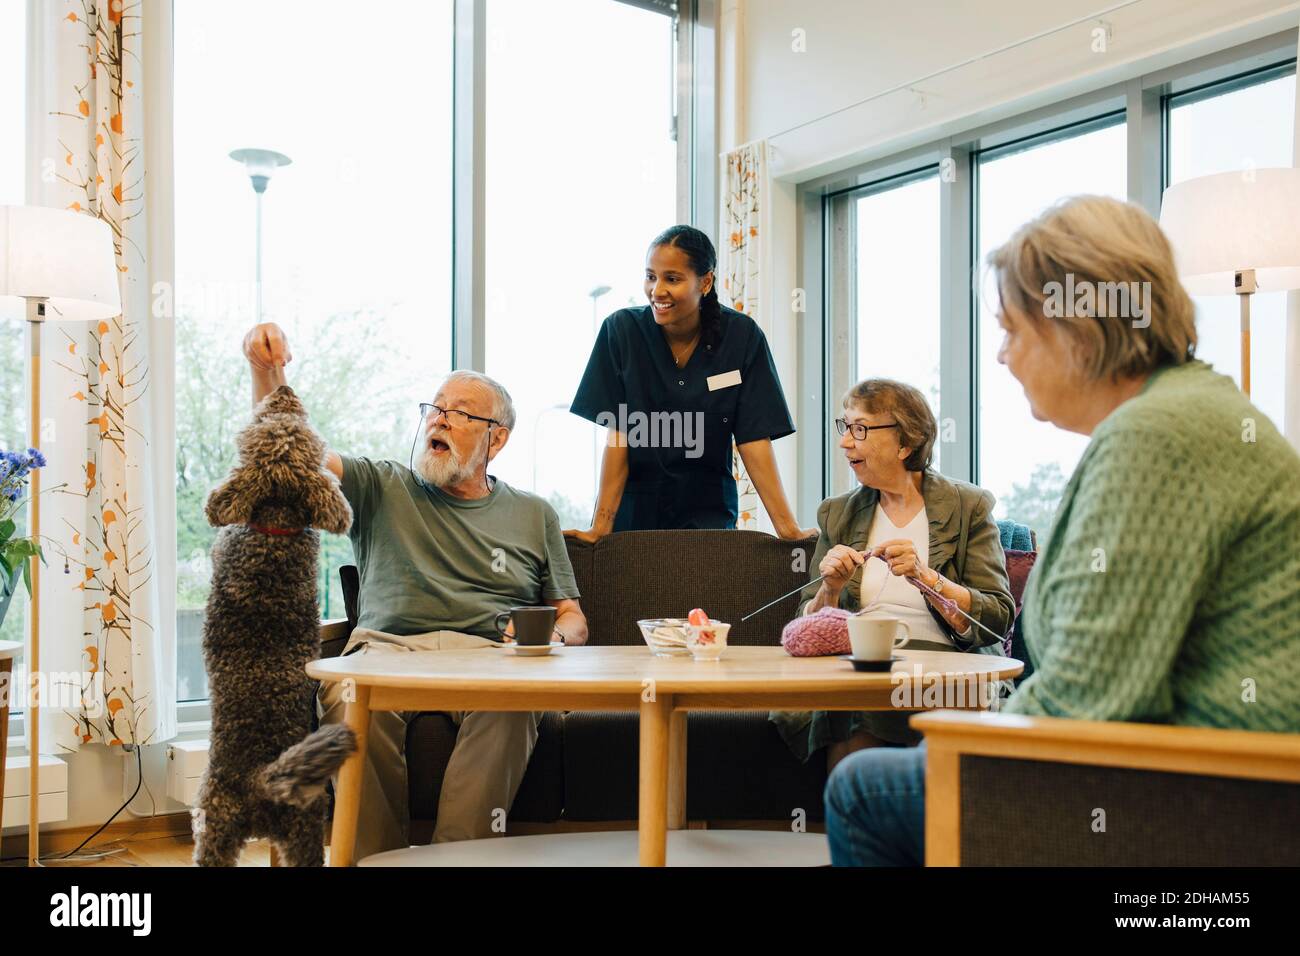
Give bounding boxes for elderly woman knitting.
[770,379,1015,769]
[823,195,1300,866]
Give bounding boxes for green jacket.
[800,469,1015,651]
[1005,360,1300,731]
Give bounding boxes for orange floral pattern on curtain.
[720,143,766,530]
[32,0,171,755]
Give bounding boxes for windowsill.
[4,699,212,756]
[2,616,343,753]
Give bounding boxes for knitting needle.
[901,572,1007,645]
[739,549,874,622]
[741,552,1006,645]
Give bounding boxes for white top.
[858,504,951,647]
[0,639,21,661]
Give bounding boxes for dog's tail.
[259,724,357,808]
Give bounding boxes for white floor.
[358,829,831,867]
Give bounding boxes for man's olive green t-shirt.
[339,456,580,639]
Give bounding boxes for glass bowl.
[636,618,694,657]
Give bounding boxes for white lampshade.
[1159,168,1300,296]
[0,204,122,321]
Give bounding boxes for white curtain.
[28,0,174,754]
[718,140,769,531]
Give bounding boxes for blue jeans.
[824,742,927,866]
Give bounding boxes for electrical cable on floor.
[49,742,147,864]
[123,750,158,819]
[1,743,184,867]
[0,743,146,866]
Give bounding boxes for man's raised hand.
[243,322,293,370]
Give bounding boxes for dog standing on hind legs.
[194,384,356,866]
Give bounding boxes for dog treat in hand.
[781,607,853,657]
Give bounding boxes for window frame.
[6,0,710,730]
[969,108,1128,486]
[797,27,1298,521]
[821,163,943,498]
[454,0,712,370]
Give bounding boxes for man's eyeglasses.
[420,403,499,429]
[834,418,899,441]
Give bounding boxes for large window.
[855,174,942,412]
[483,0,679,529]
[803,34,1299,543]
[0,0,27,704]
[975,119,1128,546]
[173,0,454,701]
[1167,68,1296,431]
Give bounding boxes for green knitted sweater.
[1005,359,1300,732]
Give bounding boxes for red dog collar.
[248,524,304,536]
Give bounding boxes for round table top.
[306,644,1023,694]
[0,640,21,661]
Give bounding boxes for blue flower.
[26,448,46,469]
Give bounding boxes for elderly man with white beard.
[242,322,588,856]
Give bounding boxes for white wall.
[742,0,1300,179]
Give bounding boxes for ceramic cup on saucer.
[494,606,562,655]
[847,615,910,661]
[494,605,556,645]
[685,621,731,661]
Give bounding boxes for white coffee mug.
[847,616,911,661]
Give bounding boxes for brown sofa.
[319,529,829,840]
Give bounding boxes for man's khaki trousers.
[316,628,541,860]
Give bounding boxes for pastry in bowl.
[636,618,694,657]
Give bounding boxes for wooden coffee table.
[308,644,1022,866]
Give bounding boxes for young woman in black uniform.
[566,225,810,540]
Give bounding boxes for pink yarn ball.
[781,607,853,657]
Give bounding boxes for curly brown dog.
[193,384,356,866]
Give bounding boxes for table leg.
[328,683,371,867]
[0,658,10,830]
[638,693,672,866]
[668,709,686,830]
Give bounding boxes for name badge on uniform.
[707,369,742,391]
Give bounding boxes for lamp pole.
[25,295,42,867]
[229,149,292,323]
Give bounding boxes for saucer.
[505,642,564,656]
[839,654,903,672]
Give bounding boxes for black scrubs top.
[570,304,795,531]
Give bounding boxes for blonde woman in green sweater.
[824,195,1300,866]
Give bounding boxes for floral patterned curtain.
[720,141,767,530]
[28,0,173,754]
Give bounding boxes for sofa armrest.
[912,710,1300,865]
[319,618,351,659]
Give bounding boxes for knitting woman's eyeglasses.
[834,419,899,441]
[420,403,499,429]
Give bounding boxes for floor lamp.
[1159,168,1300,397]
[0,205,121,866]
